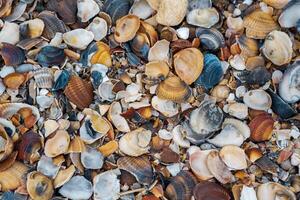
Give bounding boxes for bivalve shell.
[17,131,42,164]
[237,34,259,58]
[54,165,76,188]
[103,0,132,24]
[26,171,54,200]
[86,17,108,41]
[278,1,300,28]
[263,0,289,9]
[36,46,65,67]
[129,0,154,19]
[114,14,140,43]
[93,170,120,200]
[63,29,94,50]
[151,96,179,117]
[81,146,104,169]
[243,89,272,111]
[44,130,70,157]
[47,0,77,24]
[77,0,100,22]
[0,22,19,44]
[0,43,25,66]
[38,11,67,39]
[219,145,247,170]
[193,182,231,200]
[189,149,214,180]
[33,68,53,89]
[0,162,28,191]
[195,28,225,51]
[59,176,93,200]
[187,8,219,28]
[20,18,45,38]
[249,113,274,142]
[3,73,25,90]
[145,61,170,81]
[257,182,296,200]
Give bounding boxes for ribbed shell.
[193,182,231,200]
[38,11,67,39]
[0,43,25,66]
[64,76,94,110]
[0,162,28,191]
[195,28,225,51]
[237,34,259,58]
[103,0,132,24]
[47,0,77,24]
[249,113,274,142]
[33,68,53,89]
[117,156,153,185]
[0,103,40,120]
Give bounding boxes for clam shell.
[262,30,293,66]
[278,1,300,28]
[93,170,120,200]
[148,39,170,63]
[86,17,108,41]
[165,170,198,200]
[219,145,247,170]
[174,48,204,85]
[0,103,40,120]
[237,34,259,58]
[63,29,94,50]
[103,0,132,24]
[130,32,150,59]
[59,176,93,200]
[54,165,76,188]
[151,96,179,117]
[129,0,154,19]
[98,140,119,156]
[0,22,19,45]
[189,149,214,180]
[38,11,67,39]
[77,0,100,22]
[90,42,112,67]
[0,43,25,66]
[17,131,42,164]
[37,156,60,179]
[64,76,94,110]
[263,0,289,9]
[114,14,140,43]
[257,182,296,200]
[108,101,130,132]
[44,130,70,158]
[187,8,219,28]
[243,10,279,39]
[36,46,66,67]
[0,128,13,162]
[139,21,158,46]
[26,171,54,200]
[211,85,230,102]
[156,76,191,103]
[68,136,86,153]
[172,125,190,148]
[117,156,153,185]
[193,182,231,200]
[156,0,188,26]
[0,162,28,191]
[243,89,272,111]
[47,0,77,24]
[3,72,25,89]
[195,28,225,51]
[81,146,104,169]
[249,113,274,142]
[33,68,53,89]
[145,61,170,81]
[20,18,44,38]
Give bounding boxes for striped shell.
[33,68,53,89]
[249,113,274,142]
[0,43,25,66]
[103,0,132,24]
[195,28,225,51]
[64,76,94,110]
[38,11,67,39]
[0,103,40,120]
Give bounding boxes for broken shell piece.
[263,0,289,9]
[129,0,154,19]
[158,129,173,140]
[59,176,93,200]
[243,89,272,111]
[98,81,116,101]
[0,22,19,44]
[3,73,25,89]
[26,171,54,200]
[172,125,190,148]
[114,14,140,43]
[54,165,76,188]
[98,140,119,157]
[68,136,86,153]
[187,8,219,28]
[77,0,100,22]
[148,39,170,63]
[225,103,248,119]
[20,18,44,38]
[93,170,120,200]
[219,145,247,170]
[37,156,60,179]
[229,54,246,70]
[17,131,42,164]
[278,1,300,28]
[151,96,179,117]
[257,182,296,200]
[81,146,104,169]
[63,29,94,50]
[176,27,189,40]
[33,68,53,89]
[43,119,59,137]
[193,181,231,200]
[44,130,70,157]
[246,148,263,163]
[211,85,230,102]
[189,149,214,180]
[108,102,130,132]
[86,17,108,41]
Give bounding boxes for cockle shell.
[189,149,214,180]
[63,29,94,50]
[0,162,28,191]
[44,130,70,157]
[129,0,154,19]
[187,8,219,28]
[3,72,25,89]
[0,43,25,66]
[243,89,272,111]
[26,171,54,200]
[47,0,77,24]
[20,18,44,38]
[151,96,179,117]
[77,0,100,22]
[86,17,108,41]
[249,113,274,142]
[174,48,204,85]
[93,170,120,200]
[278,1,300,28]
[0,22,19,44]
[114,14,140,43]
[219,145,247,170]
[193,182,231,200]
[195,28,225,51]
[257,182,296,200]
[263,0,289,9]
[33,68,53,89]
[262,30,293,66]
[59,176,93,200]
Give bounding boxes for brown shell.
[68,136,86,153]
[193,182,231,200]
[145,61,170,80]
[117,156,153,185]
[44,130,70,157]
[156,76,191,103]
[237,34,259,58]
[0,43,25,66]
[139,21,158,46]
[17,131,42,164]
[0,151,18,172]
[243,10,279,39]
[114,14,141,43]
[249,113,274,142]
[26,171,54,200]
[174,48,204,85]
[245,147,263,162]
[165,170,198,200]
[3,72,26,89]
[64,75,94,110]
[0,125,13,162]
[47,0,77,24]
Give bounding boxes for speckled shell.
[0,43,25,66]
[237,35,259,58]
[165,170,198,200]
[156,76,191,103]
[249,113,274,142]
[195,28,225,51]
[36,46,66,67]
[38,11,67,39]
[243,10,279,39]
[64,76,94,110]
[33,68,53,89]
[114,14,140,43]
[193,182,231,200]
[117,156,153,185]
[103,0,132,24]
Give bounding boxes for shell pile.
[0,0,300,200]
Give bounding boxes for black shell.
[237,67,271,85]
[0,43,25,66]
[103,0,132,24]
[37,46,66,67]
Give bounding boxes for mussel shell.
[117,156,153,185]
[195,53,224,90]
[193,182,231,200]
[279,0,300,28]
[36,46,66,67]
[195,28,225,51]
[103,0,132,24]
[47,0,77,24]
[53,70,70,91]
[38,11,67,39]
[165,170,198,200]
[0,43,25,66]
[17,131,42,163]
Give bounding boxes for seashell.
[249,113,274,142]
[139,21,158,46]
[90,64,109,88]
[206,150,235,184]
[188,0,212,10]
[243,89,272,111]
[245,56,266,71]
[0,162,28,191]
[151,96,179,117]
[237,35,259,58]
[98,81,116,101]
[189,149,214,180]
[165,170,198,200]
[148,39,170,63]
[119,128,151,156]
[103,0,132,24]
[176,27,190,40]
[59,176,93,200]
[225,103,248,120]
[129,32,150,59]
[114,14,140,43]
[38,11,67,39]
[160,26,178,42]
[211,85,230,102]
[93,170,120,200]
[257,182,296,200]
[68,136,86,153]
[187,8,219,28]
[0,22,19,44]
[0,43,25,66]
[33,68,53,89]
[172,125,190,148]
[279,61,300,103]
[255,156,278,174]
[262,30,292,66]
[237,67,271,86]
[226,16,244,32]
[243,10,279,39]
[229,54,246,70]
[108,101,130,132]
[37,156,60,179]
[145,61,170,82]
[47,0,77,24]
[90,42,112,67]
[17,131,42,164]
[219,145,247,170]
[263,0,289,9]
[63,29,94,50]
[26,171,54,200]
[193,181,231,200]
[53,70,70,91]
[81,146,104,169]
[86,17,108,41]
[36,46,65,67]
[129,0,154,19]
[195,28,225,51]
[156,0,188,26]
[156,76,191,103]
[195,53,224,90]
[54,165,76,188]
[0,103,40,120]
[77,0,100,22]
[64,76,94,110]
[174,48,204,85]
[3,72,25,89]
[117,156,153,185]
[0,128,13,162]
[44,130,70,157]
[246,148,263,163]
[20,18,44,38]
[98,140,119,156]
[278,1,300,28]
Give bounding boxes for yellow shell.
[68,136,86,153]
[114,14,140,43]
[156,76,191,103]
[90,41,112,67]
[54,165,76,188]
[174,48,204,85]
[244,10,279,39]
[98,140,119,157]
[263,0,289,9]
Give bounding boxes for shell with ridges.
[36,46,65,67]
[38,11,67,39]
[0,43,25,66]
[33,68,53,89]
[103,0,132,24]
[195,28,225,51]
[249,113,274,142]
[0,103,40,120]
[237,34,259,58]
[263,0,289,9]
[47,0,77,24]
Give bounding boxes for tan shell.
[156,0,188,26]
[98,140,119,157]
[114,14,140,43]
[3,72,25,89]
[44,130,70,157]
[211,85,230,102]
[263,0,289,9]
[148,39,170,63]
[54,165,76,188]
[68,136,86,153]
[174,48,204,85]
[257,182,296,200]
[189,149,214,180]
[21,18,45,38]
[108,101,130,132]
[26,171,54,200]
[145,61,170,80]
[0,125,13,162]
[219,145,248,170]
[187,8,219,28]
[243,10,279,39]
[237,35,259,58]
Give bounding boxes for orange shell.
[249,113,274,142]
[90,41,112,67]
[3,73,26,89]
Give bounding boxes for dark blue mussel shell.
[80,42,98,66]
[91,70,104,89]
[52,70,70,91]
[103,0,133,24]
[37,46,65,67]
[0,43,25,66]
[195,28,225,51]
[195,53,224,90]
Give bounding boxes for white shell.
[189,149,214,180]
[59,176,93,200]
[187,8,219,28]
[109,102,130,132]
[279,2,300,28]
[77,0,100,22]
[229,54,246,70]
[20,18,44,38]
[151,96,179,117]
[44,119,59,138]
[86,17,108,41]
[0,80,5,96]
[257,182,296,200]
[0,22,20,44]
[219,145,247,170]
[243,89,271,111]
[226,16,244,31]
[158,129,173,140]
[176,27,190,40]
[129,0,154,19]
[37,156,60,179]
[224,102,248,119]
[172,125,190,148]
[98,81,116,102]
[272,70,283,84]
[93,170,120,200]
[148,40,170,64]
[63,29,94,50]
[0,66,14,78]
[240,186,258,200]
[81,146,104,169]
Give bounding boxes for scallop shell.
[36,46,66,67]
[20,18,44,38]
[148,39,170,63]
[262,30,293,66]
[17,131,42,164]
[263,0,289,9]
[47,0,77,24]
[38,11,67,39]
[33,68,53,89]
[117,156,153,185]
[93,170,120,200]
[189,149,214,180]
[86,17,108,41]
[165,170,198,200]
[249,113,274,142]
[54,165,76,188]
[193,182,231,200]
[0,22,19,45]
[63,29,94,50]
[257,182,296,200]
[278,1,300,28]
[0,162,28,191]
[0,43,25,66]
[219,145,247,170]
[174,48,204,85]
[77,0,100,22]
[195,28,225,51]
[187,8,219,28]
[156,76,191,103]
[103,0,132,24]
[237,35,259,58]
[156,0,188,26]
[26,171,54,200]
[129,0,154,19]
[81,146,104,169]
[44,130,70,157]
[64,76,94,110]
[59,176,93,200]
[243,10,279,39]
[243,89,272,111]
[114,14,140,43]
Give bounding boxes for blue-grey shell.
[103,0,133,24]
[188,0,212,11]
[79,42,98,66]
[129,35,150,60]
[195,53,224,90]
[52,70,70,91]
[37,46,65,67]
[195,28,225,51]
[237,67,271,85]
